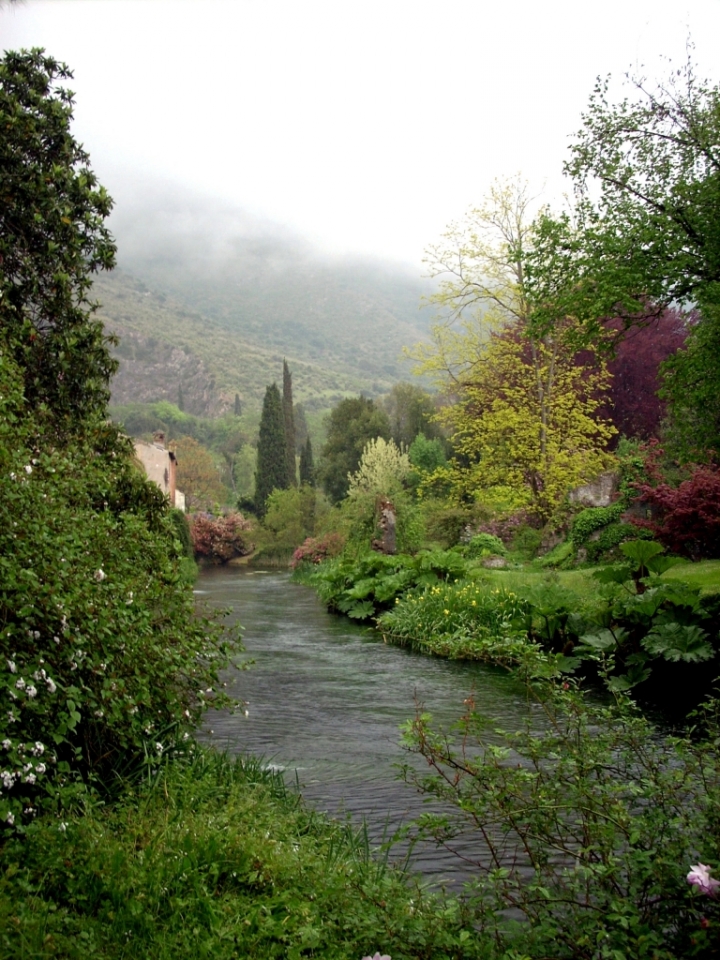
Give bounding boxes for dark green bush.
[569,502,624,545]
[0,344,239,830]
[465,533,506,558]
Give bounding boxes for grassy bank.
[0,748,482,960]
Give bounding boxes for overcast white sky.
[2,0,720,267]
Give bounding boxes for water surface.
[198,566,532,885]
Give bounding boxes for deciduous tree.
[0,49,117,425]
[413,178,615,521]
[319,396,390,503]
[172,436,227,511]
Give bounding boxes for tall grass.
[0,747,483,960]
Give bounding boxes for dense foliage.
[402,685,720,960]
[0,341,238,828]
[0,748,485,960]
[0,50,117,426]
[254,383,288,517]
[319,396,391,504]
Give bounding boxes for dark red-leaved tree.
[630,447,720,559]
[598,309,688,441]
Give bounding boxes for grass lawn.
[470,559,720,597]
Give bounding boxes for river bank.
[0,748,482,960]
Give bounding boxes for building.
[134,431,184,509]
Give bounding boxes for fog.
[4,0,720,267]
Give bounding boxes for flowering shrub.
[0,345,240,830]
[189,512,254,563]
[290,533,345,569]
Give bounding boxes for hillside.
[96,191,433,415]
[95,270,417,417]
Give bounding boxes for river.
[197,565,534,887]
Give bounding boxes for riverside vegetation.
[5,45,720,960]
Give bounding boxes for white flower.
[182,732,190,741]
[24,465,32,475]
[244,709,249,717]
[94,569,106,582]
[26,685,37,699]
[15,678,25,691]
[58,822,67,832]
[46,678,56,693]
[33,742,44,756]
[9,472,16,480]
[36,763,46,774]
[688,863,720,896]
[24,773,36,784]
[1,772,13,790]
[155,742,163,754]
[5,812,14,825]
[1,740,10,750]
[6,660,15,674]
[94,710,104,718]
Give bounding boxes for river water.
[197,566,533,887]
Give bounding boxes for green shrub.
[169,508,193,560]
[569,502,624,545]
[510,524,543,559]
[538,540,576,568]
[584,520,646,562]
[0,346,239,830]
[310,549,468,621]
[465,533,506,558]
[402,685,720,959]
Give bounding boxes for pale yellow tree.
[411,177,615,521]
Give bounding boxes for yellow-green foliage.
[410,177,616,522]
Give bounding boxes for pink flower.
[361,954,391,960]
[687,863,720,896]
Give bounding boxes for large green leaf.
[620,540,664,567]
[641,622,714,663]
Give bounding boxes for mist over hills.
[100,186,435,414]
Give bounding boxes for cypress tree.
[234,393,242,417]
[254,383,288,517]
[282,359,296,486]
[299,435,315,487]
[177,384,184,412]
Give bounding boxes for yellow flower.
[444,609,450,615]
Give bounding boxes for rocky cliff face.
[109,329,222,416]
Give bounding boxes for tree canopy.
[319,396,391,504]
[0,49,117,424]
[413,179,615,521]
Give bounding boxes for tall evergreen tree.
[299,436,315,486]
[254,383,288,517]
[282,359,297,485]
[234,393,242,417]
